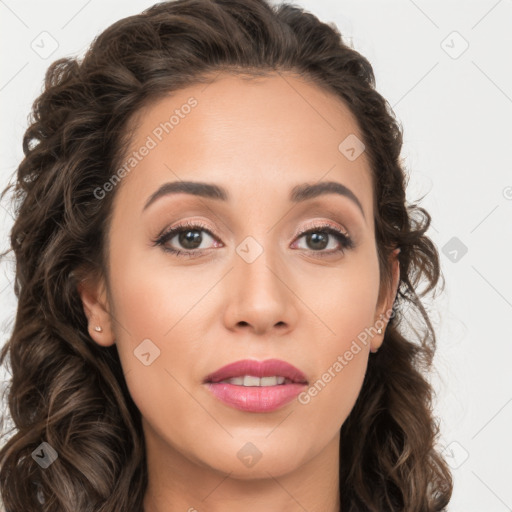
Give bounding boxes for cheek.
[296,298,374,437]
[107,240,204,343]
[108,260,204,452]
[295,251,380,423]
[302,248,381,346]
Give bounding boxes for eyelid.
[155,219,217,240]
[292,219,350,239]
[155,218,350,245]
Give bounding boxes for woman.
[0,0,453,510]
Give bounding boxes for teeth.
[244,375,261,386]
[220,375,288,386]
[261,376,283,386]
[226,377,245,386]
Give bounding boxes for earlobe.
[76,274,116,347]
[371,247,401,353]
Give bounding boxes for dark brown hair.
[0,0,452,510]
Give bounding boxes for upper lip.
[204,359,308,384]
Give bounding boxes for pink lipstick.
[204,359,308,413]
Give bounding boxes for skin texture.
[78,73,400,512]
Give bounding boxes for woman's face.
[80,72,397,481]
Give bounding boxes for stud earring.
[94,326,103,332]
[377,313,386,335]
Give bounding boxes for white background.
[1,1,511,510]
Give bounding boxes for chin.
[196,441,308,480]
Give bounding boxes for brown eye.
[292,225,354,257]
[154,222,219,257]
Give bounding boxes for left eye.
[293,227,352,253]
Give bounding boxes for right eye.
[153,221,221,258]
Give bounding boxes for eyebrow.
[143,180,365,219]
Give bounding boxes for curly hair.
[0,0,453,510]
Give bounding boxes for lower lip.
[205,382,307,412]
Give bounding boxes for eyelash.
[152,220,354,259]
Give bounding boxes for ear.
[370,247,401,353]
[76,270,116,347]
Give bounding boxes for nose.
[222,243,299,336]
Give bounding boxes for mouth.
[204,358,308,386]
[203,359,308,413]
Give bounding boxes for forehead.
[113,72,373,218]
